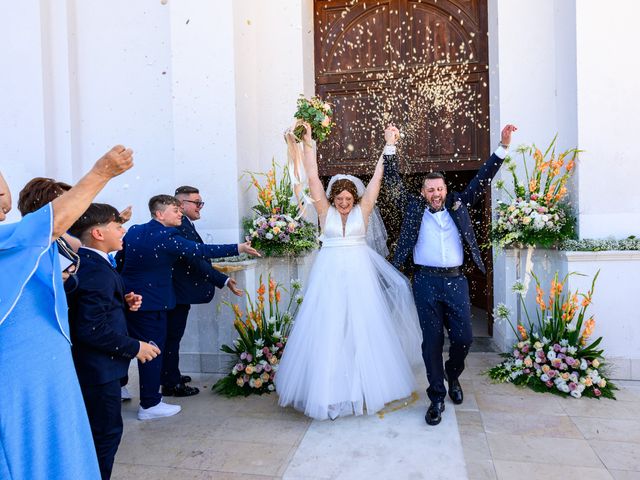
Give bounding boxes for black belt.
[418,265,463,277]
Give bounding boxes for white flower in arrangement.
[542,336,550,344]
[580,359,588,370]
[567,346,577,355]
[514,359,523,368]
[273,331,282,339]
[509,370,523,380]
[295,294,304,305]
[255,338,265,347]
[540,374,550,382]
[291,278,302,290]
[511,280,528,296]
[547,350,557,361]
[268,384,275,391]
[559,383,570,393]
[256,350,263,358]
[494,303,512,321]
[265,233,274,240]
[281,312,292,323]
[534,341,543,349]
[266,316,276,325]
[560,339,569,347]
[570,390,582,398]
[233,339,241,348]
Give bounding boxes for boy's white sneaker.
[137,401,181,420]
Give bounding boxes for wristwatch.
[499,142,510,149]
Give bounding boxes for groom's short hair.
[423,171,446,186]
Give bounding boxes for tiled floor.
[112,353,640,480]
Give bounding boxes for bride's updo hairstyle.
[328,178,360,205]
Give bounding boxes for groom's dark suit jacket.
[172,216,232,305]
[383,152,506,274]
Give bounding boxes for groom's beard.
[426,197,445,212]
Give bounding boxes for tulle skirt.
[275,241,422,421]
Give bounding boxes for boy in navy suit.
[117,195,259,420]
[68,203,160,479]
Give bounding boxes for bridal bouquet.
[213,275,303,397]
[487,272,616,399]
[491,136,578,248]
[243,159,318,257]
[292,95,334,143]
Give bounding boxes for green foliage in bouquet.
[213,275,303,397]
[487,271,617,399]
[492,136,579,248]
[293,95,334,143]
[244,159,318,257]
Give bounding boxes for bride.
[276,124,421,421]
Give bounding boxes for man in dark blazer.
[116,194,259,420]
[383,124,517,426]
[161,185,244,397]
[68,203,160,479]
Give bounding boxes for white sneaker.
[137,401,182,420]
[121,386,132,401]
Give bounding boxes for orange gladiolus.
[529,178,538,193]
[232,304,242,320]
[536,285,547,310]
[275,290,281,304]
[566,159,576,172]
[517,324,528,341]
[581,317,596,345]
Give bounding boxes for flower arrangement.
[213,275,303,397]
[561,235,640,252]
[293,95,334,143]
[243,159,318,257]
[491,136,579,248]
[487,271,616,399]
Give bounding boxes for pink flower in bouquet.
[522,344,530,354]
[235,363,244,371]
[547,370,557,378]
[276,342,284,348]
[240,352,248,360]
[264,364,272,372]
[245,365,255,374]
[545,380,554,388]
[568,382,578,391]
[255,364,263,373]
[593,388,602,397]
[531,194,539,201]
[565,357,576,367]
[321,115,331,128]
[263,347,270,355]
[254,378,263,388]
[246,353,253,362]
[553,344,562,352]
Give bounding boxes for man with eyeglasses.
[160,186,244,398]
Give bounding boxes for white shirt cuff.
[224,278,230,287]
[383,145,397,156]
[494,145,508,159]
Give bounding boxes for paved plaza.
[112,352,640,480]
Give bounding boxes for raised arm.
[301,123,330,218]
[460,124,517,207]
[0,170,11,221]
[51,146,133,239]
[360,154,384,219]
[381,124,411,211]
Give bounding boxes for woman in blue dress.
[0,145,134,480]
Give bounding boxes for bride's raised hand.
[302,122,313,147]
[384,124,400,145]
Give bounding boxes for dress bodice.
[321,205,366,247]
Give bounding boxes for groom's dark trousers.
[413,270,472,402]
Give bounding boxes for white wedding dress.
[276,205,422,420]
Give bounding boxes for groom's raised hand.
[501,124,518,147]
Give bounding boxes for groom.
[383,123,517,425]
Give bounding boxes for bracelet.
[499,142,510,149]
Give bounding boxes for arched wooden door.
[313,0,494,334]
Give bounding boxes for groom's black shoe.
[447,377,464,405]
[425,401,445,426]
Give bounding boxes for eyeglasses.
[182,200,205,208]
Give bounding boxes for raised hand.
[119,205,133,223]
[302,122,313,147]
[238,241,261,257]
[501,124,518,147]
[136,341,160,363]
[385,124,400,145]
[92,145,134,180]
